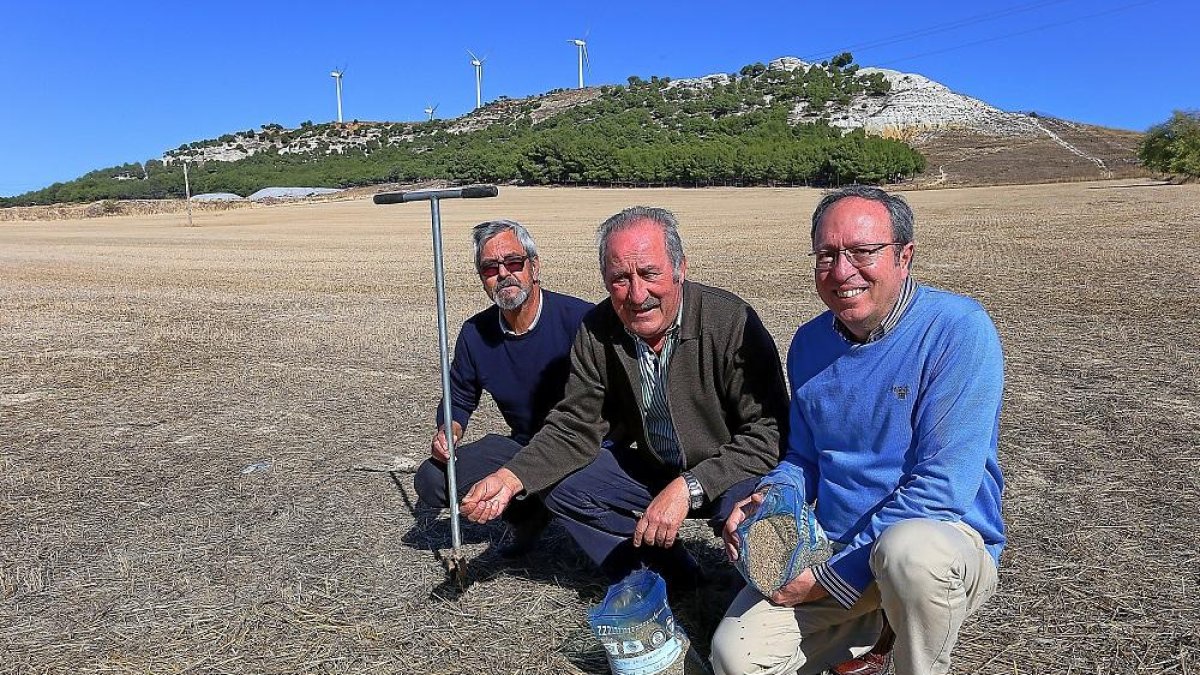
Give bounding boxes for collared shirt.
[630,292,685,468]
[833,276,918,344]
[498,287,545,336]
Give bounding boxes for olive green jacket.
[505,281,789,501]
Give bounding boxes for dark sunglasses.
[479,256,529,278]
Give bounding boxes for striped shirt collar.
[833,276,918,344]
[498,287,544,336]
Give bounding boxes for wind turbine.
[569,37,589,89]
[424,103,439,121]
[467,50,485,109]
[330,68,345,123]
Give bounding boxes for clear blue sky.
[2,0,1196,197]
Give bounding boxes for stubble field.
[2,181,1198,674]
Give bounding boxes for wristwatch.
[681,471,705,510]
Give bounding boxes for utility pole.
[183,162,194,227]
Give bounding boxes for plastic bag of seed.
[588,569,703,675]
[733,482,833,596]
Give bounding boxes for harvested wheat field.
[2,181,1198,674]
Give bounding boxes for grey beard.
[493,284,530,311]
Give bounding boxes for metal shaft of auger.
[430,197,463,556]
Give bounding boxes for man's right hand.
[723,490,766,562]
[461,468,524,524]
[431,421,464,463]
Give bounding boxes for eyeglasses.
[808,243,902,270]
[479,256,529,278]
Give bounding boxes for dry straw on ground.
[2,182,1198,673]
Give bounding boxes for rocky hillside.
[165,56,1148,189]
[162,88,608,167]
[767,57,1143,185]
[4,55,1144,206]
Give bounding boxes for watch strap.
[682,471,705,510]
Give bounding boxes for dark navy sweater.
[436,288,593,445]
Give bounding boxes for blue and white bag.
[733,482,832,596]
[587,569,692,675]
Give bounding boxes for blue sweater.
[763,285,1006,608]
[436,288,593,445]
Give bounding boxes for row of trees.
[5,114,924,205]
[492,113,923,185]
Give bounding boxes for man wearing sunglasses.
[413,219,593,557]
[461,206,790,593]
[712,186,1006,675]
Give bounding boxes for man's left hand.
[633,476,690,548]
[769,568,829,607]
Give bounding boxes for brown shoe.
[831,619,894,675]
[831,651,892,675]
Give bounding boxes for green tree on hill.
[1140,111,1200,179]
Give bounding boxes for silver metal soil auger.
[374,184,499,584]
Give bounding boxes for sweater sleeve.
[504,317,611,494]
[435,327,482,431]
[687,307,789,499]
[815,309,1005,608]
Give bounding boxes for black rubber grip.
[461,185,498,199]
[373,192,406,205]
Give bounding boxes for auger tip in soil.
[443,553,468,586]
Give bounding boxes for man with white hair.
[461,206,789,589]
[413,219,592,557]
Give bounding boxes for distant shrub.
[1140,111,1200,179]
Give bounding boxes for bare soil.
[912,121,1147,187]
[2,182,1198,673]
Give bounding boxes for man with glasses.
[460,206,790,593]
[413,219,593,557]
[712,186,1006,675]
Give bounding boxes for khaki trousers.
[710,519,998,675]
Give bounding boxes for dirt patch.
[911,121,1147,188]
[1,183,1197,673]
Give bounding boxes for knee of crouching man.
[412,460,447,507]
[870,519,959,588]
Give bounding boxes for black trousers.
[413,434,544,525]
